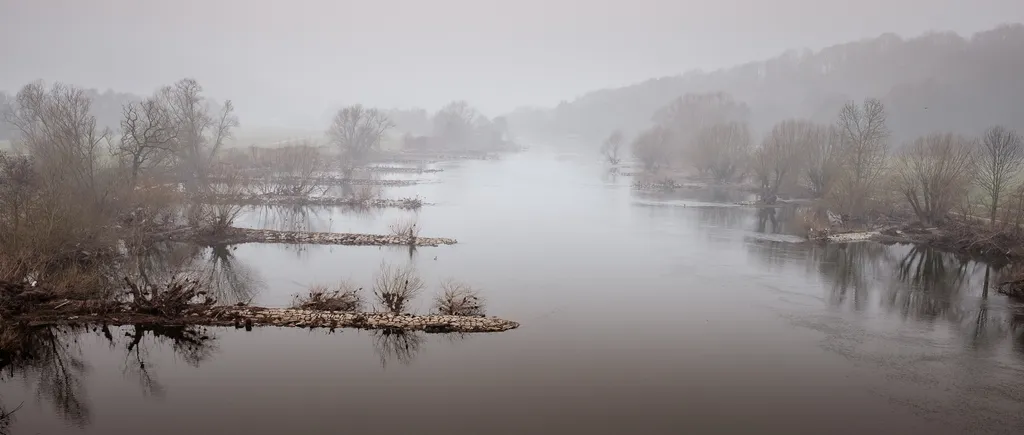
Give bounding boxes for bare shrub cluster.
[388,217,420,243]
[289,268,488,317]
[433,279,485,316]
[292,281,363,312]
[372,262,425,313]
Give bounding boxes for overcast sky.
[2,0,1022,127]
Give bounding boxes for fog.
[2,0,1022,128]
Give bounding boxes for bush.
[388,217,420,242]
[372,262,424,313]
[433,279,485,316]
[292,281,363,311]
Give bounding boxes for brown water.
[2,149,1024,435]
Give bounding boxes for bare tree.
[895,133,976,225]
[5,82,115,205]
[834,98,889,214]
[118,98,178,184]
[433,101,482,149]
[156,79,238,190]
[600,130,624,165]
[327,105,392,175]
[631,125,673,171]
[372,262,425,313]
[751,119,813,203]
[693,122,751,182]
[975,125,1024,226]
[652,92,750,169]
[802,125,843,197]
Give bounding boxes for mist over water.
[2,149,1022,434]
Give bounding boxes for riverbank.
[815,221,1024,262]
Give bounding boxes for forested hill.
[507,24,1024,146]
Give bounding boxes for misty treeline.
[508,24,1024,146]
[322,100,514,175]
[384,102,514,152]
[623,90,1024,231]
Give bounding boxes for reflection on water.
[370,329,425,368]
[3,152,1024,434]
[124,242,265,305]
[0,324,218,430]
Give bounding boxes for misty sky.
[2,0,1023,127]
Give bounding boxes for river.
[1,148,1023,434]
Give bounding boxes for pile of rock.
[177,227,458,247]
[217,308,519,332]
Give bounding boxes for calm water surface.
[2,149,1024,435]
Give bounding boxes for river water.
[2,149,1023,435]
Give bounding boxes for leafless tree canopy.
[693,122,751,182]
[155,78,238,190]
[833,98,890,215]
[631,125,673,171]
[896,133,976,225]
[975,125,1024,225]
[600,130,624,165]
[652,92,750,170]
[118,97,178,183]
[5,82,115,206]
[803,125,843,197]
[433,101,480,148]
[327,105,392,173]
[653,92,750,137]
[751,119,814,203]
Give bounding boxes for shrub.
[372,262,424,313]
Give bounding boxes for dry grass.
[433,279,485,316]
[292,281,363,312]
[372,262,424,313]
[388,217,420,241]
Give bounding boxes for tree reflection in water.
[796,241,1024,357]
[370,328,425,369]
[124,241,265,306]
[0,323,218,430]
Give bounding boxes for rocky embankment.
[197,193,425,209]
[19,306,519,333]
[172,227,457,247]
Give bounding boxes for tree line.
[623,91,1024,230]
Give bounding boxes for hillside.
[507,24,1024,146]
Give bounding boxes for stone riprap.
[173,227,457,247]
[22,307,519,333]
[216,308,519,332]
